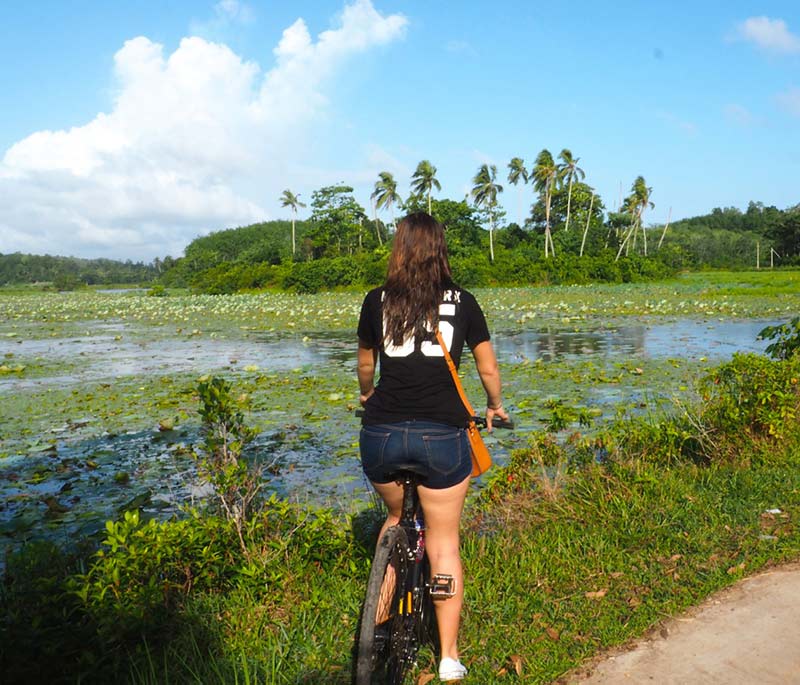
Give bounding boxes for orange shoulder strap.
[435,330,475,417]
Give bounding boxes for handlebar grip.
[356,409,514,430]
[471,416,515,430]
[490,419,515,430]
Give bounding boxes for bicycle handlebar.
[354,409,514,430]
[471,416,515,430]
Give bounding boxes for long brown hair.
[382,212,452,347]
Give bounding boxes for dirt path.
[563,562,800,684]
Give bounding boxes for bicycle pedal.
[428,573,456,598]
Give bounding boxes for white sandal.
[439,657,468,681]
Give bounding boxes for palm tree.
[507,157,528,225]
[632,175,654,256]
[369,196,383,246]
[532,149,558,258]
[410,160,441,214]
[616,176,654,260]
[557,149,585,233]
[371,171,401,232]
[280,189,306,256]
[471,163,504,262]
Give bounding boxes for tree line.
[161,149,797,293]
[0,252,158,289]
[3,150,797,288]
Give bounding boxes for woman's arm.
[357,339,377,406]
[472,340,509,430]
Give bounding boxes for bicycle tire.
[355,526,416,685]
[417,555,440,653]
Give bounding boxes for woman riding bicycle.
[357,211,509,681]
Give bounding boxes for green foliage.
[194,376,261,548]
[656,201,800,269]
[0,252,156,286]
[306,184,368,259]
[5,346,800,683]
[146,284,167,297]
[759,317,800,360]
[700,353,800,441]
[281,254,372,293]
[170,190,686,294]
[769,209,800,263]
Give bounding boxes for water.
[494,319,771,363]
[0,317,779,556]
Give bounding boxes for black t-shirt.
[357,284,491,427]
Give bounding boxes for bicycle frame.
[355,413,513,683]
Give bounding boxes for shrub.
[700,352,800,441]
[759,317,800,360]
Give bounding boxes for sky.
[1,0,798,262]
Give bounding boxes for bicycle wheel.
[417,555,440,654]
[355,526,415,685]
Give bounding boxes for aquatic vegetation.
[3,347,800,684]
[0,270,797,555]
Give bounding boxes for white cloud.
[655,111,697,135]
[723,103,756,126]
[0,0,407,260]
[735,16,800,54]
[446,40,477,57]
[189,1,255,40]
[776,86,800,116]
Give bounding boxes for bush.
[700,352,800,441]
[759,317,800,360]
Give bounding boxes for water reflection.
[494,319,771,363]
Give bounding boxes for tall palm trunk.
[489,207,495,262]
[641,208,648,257]
[565,175,574,232]
[291,212,296,256]
[580,193,594,257]
[371,198,382,245]
[658,207,672,250]
[544,184,556,258]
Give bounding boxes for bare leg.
[371,479,403,542]
[417,475,471,661]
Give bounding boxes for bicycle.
[353,415,514,685]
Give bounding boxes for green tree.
[507,157,529,225]
[280,189,306,257]
[616,176,654,260]
[771,208,800,263]
[410,160,441,214]
[533,149,558,258]
[557,149,585,233]
[530,181,606,256]
[471,164,504,262]
[308,185,366,259]
[371,172,401,232]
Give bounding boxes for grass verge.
[2,351,799,684]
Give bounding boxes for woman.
[357,211,509,681]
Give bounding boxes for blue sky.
[1,0,798,261]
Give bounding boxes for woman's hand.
[360,388,375,406]
[485,403,509,432]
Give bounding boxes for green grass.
[456,449,800,682]
[2,272,800,683]
[4,424,799,683]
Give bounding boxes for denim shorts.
[359,420,472,490]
